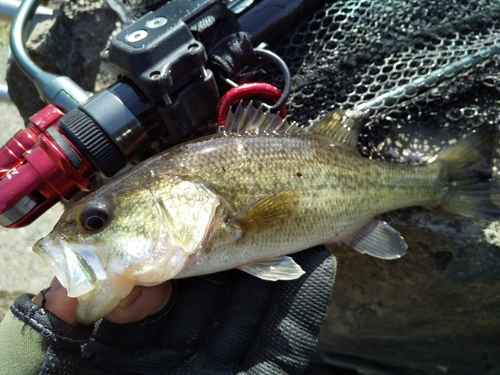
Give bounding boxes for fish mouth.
[75,276,135,325]
[34,236,135,324]
[33,236,106,298]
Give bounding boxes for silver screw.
[126,29,148,43]
[146,17,167,29]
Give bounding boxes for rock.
[6,0,117,121]
[316,209,500,374]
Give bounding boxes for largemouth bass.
[34,103,500,324]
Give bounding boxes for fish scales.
[147,132,442,277]
[155,133,440,217]
[32,104,500,323]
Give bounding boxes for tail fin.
[431,125,500,220]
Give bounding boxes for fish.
[33,102,500,324]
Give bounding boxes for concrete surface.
[0,21,63,319]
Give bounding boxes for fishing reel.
[0,0,302,228]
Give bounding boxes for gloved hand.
[81,246,336,375]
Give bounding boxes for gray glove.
[81,246,336,374]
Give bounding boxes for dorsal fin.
[306,109,365,148]
[222,101,290,135]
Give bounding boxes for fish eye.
[79,202,111,232]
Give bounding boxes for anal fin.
[342,220,408,259]
[237,255,305,281]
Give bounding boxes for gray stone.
[6,0,117,120]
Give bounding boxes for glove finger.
[149,270,279,375]
[193,270,279,363]
[83,272,235,373]
[157,272,236,350]
[239,246,336,375]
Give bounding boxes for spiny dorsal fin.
[229,187,302,239]
[222,101,291,135]
[306,109,364,149]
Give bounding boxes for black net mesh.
[271,0,500,162]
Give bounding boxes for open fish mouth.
[33,236,107,298]
[34,236,136,324]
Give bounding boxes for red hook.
[217,83,287,126]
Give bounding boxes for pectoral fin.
[237,255,305,281]
[230,188,302,238]
[343,220,408,259]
